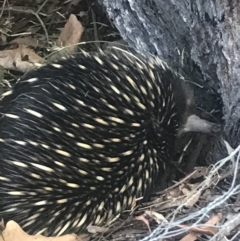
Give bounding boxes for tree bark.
[99,0,240,161]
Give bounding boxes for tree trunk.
[99,0,240,161]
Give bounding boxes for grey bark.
[99,0,240,161]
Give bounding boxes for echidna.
[0,48,219,236]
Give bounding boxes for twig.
[0,0,8,19]
[91,9,100,49]
[0,6,49,43]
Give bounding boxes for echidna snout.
[178,114,221,136]
[0,49,218,236]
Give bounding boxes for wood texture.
[99,0,240,160]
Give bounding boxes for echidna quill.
[0,48,220,236]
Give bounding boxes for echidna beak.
[179,114,222,136]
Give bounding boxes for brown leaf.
[180,184,201,208]
[168,188,181,198]
[179,213,222,241]
[180,225,218,236]
[192,167,209,179]
[0,220,83,241]
[57,14,84,54]
[87,225,108,234]
[135,215,151,233]
[144,211,168,224]
[0,45,45,72]
[182,190,200,208]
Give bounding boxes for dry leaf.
[87,225,108,234]
[179,213,222,241]
[180,225,218,236]
[168,189,181,198]
[57,14,84,54]
[183,191,200,208]
[145,211,168,224]
[0,220,83,241]
[135,215,151,233]
[0,45,45,72]
[180,185,200,208]
[192,167,209,179]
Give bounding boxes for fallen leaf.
[0,220,83,241]
[179,213,222,241]
[57,14,84,54]
[87,225,108,234]
[192,167,209,179]
[0,45,45,72]
[135,215,151,233]
[183,191,200,208]
[145,211,168,224]
[168,189,181,198]
[180,184,201,208]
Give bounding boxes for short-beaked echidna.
[0,49,219,236]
